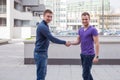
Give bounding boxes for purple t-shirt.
[78,26,98,55]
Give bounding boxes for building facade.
[0,0,45,39]
[99,14,120,30]
[44,0,67,32]
[67,0,110,31]
[44,0,111,32]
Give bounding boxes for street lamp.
[102,0,104,35]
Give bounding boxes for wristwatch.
[96,56,99,58]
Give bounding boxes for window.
[0,18,6,26]
[0,0,6,13]
[14,1,23,11]
[14,19,30,27]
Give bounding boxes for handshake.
[65,41,71,47]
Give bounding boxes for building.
[67,0,110,31]
[0,0,45,39]
[99,14,120,30]
[44,0,67,32]
[43,0,111,32]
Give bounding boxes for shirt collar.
[42,20,49,27]
[43,20,48,25]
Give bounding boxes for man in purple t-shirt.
[70,12,99,80]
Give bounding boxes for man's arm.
[93,35,99,57]
[70,36,81,45]
[39,25,69,45]
[93,35,99,63]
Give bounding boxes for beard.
[83,23,89,27]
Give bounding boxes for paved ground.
[0,42,120,80]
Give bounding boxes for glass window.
[14,19,30,27]
[0,18,6,26]
[0,0,6,13]
[14,1,23,11]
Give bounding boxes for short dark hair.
[81,12,90,19]
[43,9,53,15]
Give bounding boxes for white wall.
[13,9,33,20]
[31,27,36,37]
[0,27,10,39]
[0,0,34,39]
[24,40,120,59]
[13,27,31,39]
[24,36,120,59]
[0,14,7,17]
[5,0,14,39]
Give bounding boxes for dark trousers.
[80,54,95,80]
[34,52,48,80]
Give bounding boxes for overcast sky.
[110,0,120,8]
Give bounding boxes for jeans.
[80,54,95,80]
[34,52,48,80]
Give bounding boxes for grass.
[25,36,35,40]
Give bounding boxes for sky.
[110,0,120,8]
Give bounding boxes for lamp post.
[102,0,104,35]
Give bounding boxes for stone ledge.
[0,39,9,45]
[24,58,120,65]
[24,40,120,44]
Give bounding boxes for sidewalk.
[0,42,120,80]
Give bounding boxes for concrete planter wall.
[24,36,120,65]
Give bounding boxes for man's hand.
[93,56,99,63]
[65,41,71,47]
